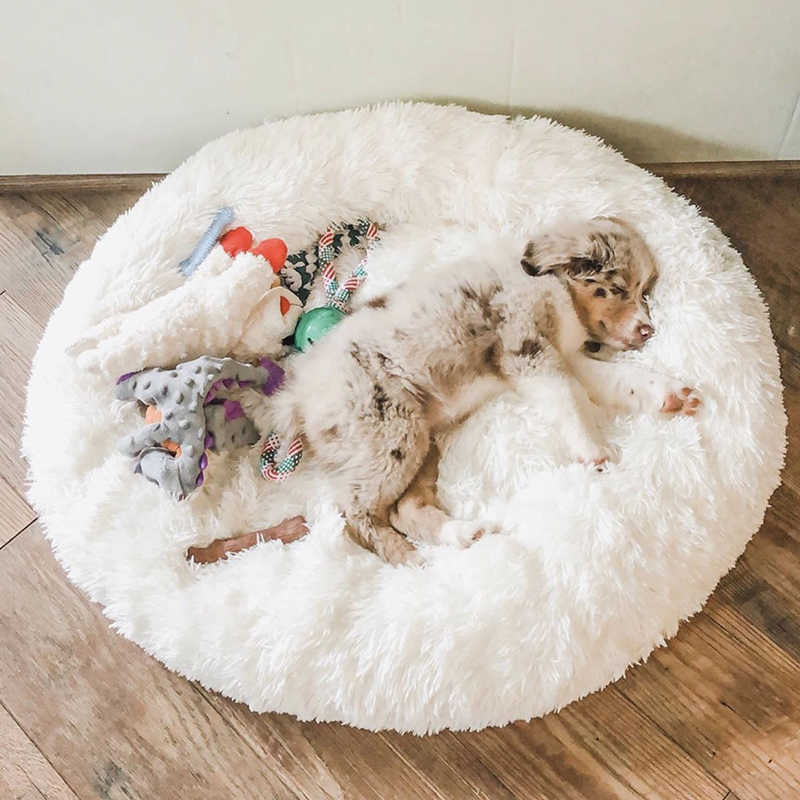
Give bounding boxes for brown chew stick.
[187,515,308,564]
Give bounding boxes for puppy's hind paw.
[381,535,422,567]
[439,519,500,548]
[661,386,702,416]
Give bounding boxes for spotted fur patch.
[514,338,540,359]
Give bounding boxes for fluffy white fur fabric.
[23,103,785,733]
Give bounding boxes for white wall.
[2,0,799,173]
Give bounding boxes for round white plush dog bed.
[24,103,785,733]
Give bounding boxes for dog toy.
[176,207,300,327]
[121,216,378,488]
[220,227,288,271]
[218,228,298,319]
[116,356,284,500]
[293,221,377,350]
[294,261,368,351]
[175,212,378,338]
[259,222,376,481]
[259,431,305,481]
[178,208,289,280]
[187,515,308,564]
[190,215,377,352]
[178,207,235,276]
[281,219,378,304]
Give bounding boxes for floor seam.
[0,517,38,552]
[0,697,81,799]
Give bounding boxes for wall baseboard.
[0,162,798,194]
[645,160,800,179]
[0,173,165,193]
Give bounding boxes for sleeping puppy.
[269,217,701,564]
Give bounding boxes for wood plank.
[0,193,105,327]
[283,721,443,800]
[13,192,110,248]
[454,687,726,800]
[0,475,35,547]
[379,728,517,800]
[0,201,74,326]
[699,485,800,716]
[73,189,146,228]
[617,612,800,800]
[0,294,42,489]
[188,697,346,800]
[196,693,480,800]
[201,676,725,800]
[0,702,78,800]
[0,190,143,329]
[710,561,800,670]
[0,524,299,800]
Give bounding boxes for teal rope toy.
[293,220,377,351]
[293,261,369,351]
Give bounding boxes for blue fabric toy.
[178,207,235,276]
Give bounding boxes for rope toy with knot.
[292,220,377,351]
[260,219,378,482]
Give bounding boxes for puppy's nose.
[638,324,654,342]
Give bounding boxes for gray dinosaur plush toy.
[115,355,284,500]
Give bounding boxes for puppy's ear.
[522,218,621,278]
[520,240,543,275]
[520,233,572,277]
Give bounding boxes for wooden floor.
[1,168,798,800]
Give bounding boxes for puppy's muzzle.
[628,324,654,349]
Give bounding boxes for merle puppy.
[269,217,701,564]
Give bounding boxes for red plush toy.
[220,227,291,314]
[220,227,288,273]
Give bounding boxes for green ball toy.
[293,306,346,351]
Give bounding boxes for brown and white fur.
[269,217,700,564]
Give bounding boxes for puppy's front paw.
[439,519,500,548]
[570,438,613,472]
[382,535,422,566]
[661,386,702,416]
[577,453,611,473]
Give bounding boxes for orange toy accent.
[144,405,182,457]
[220,228,287,275]
[220,226,254,256]
[279,296,291,316]
[250,238,288,273]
